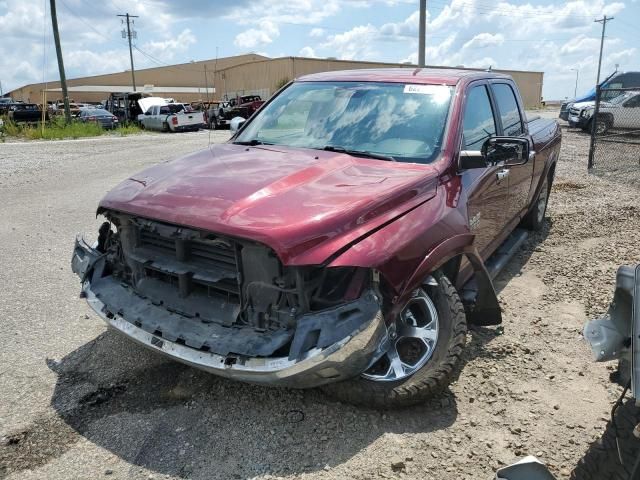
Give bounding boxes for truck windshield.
[235,81,453,164]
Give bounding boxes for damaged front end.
[583,265,640,402]
[71,211,388,388]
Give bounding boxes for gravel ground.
[1,118,639,480]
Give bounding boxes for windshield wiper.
[322,145,396,162]
[233,139,274,146]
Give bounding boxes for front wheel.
[321,273,467,409]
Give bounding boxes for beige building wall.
[8,55,544,108]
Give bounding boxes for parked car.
[8,103,47,123]
[0,97,14,115]
[78,108,119,129]
[138,103,205,132]
[560,70,640,121]
[72,68,561,408]
[494,265,640,480]
[567,90,640,133]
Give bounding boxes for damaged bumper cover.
[583,265,640,401]
[72,237,388,389]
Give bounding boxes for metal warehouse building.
[9,53,544,108]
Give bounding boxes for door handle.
[496,169,509,181]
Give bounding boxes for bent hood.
[99,144,439,264]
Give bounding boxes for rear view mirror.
[483,137,530,166]
[459,137,530,170]
[459,150,487,170]
[229,116,246,134]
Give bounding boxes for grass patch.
[114,124,143,136]
[0,116,142,140]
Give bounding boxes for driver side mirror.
[229,116,246,134]
[459,137,530,170]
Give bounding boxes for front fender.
[328,188,502,325]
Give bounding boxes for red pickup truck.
[72,68,561,408]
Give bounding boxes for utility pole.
[118,13,138,91]
[570,68,579,98]
[50,0,71,124]
[594,16,613,86]
[418,0,426,67]
[588,15,614,170]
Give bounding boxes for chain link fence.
[586,87,640,184]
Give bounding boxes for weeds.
[0,116,142,140]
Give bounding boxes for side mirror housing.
[229,117,247,133]
[459,137,530,170]
[459,150,487,170]
[229,116,246,134]
[484,137,530,166]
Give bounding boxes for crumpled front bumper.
[72,237,388,389]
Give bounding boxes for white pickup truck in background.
[138,102,206,132]
[568,90,640,134]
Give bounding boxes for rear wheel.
[522,172,551,231]
[162,121,169,132]
[321,273,467,409]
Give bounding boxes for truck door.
[461,83,508,259]
[490,82,533,224]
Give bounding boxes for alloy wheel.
[362,289,439,382]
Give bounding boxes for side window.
[463,85,497,150]
[159,106,170,115]
[624,96,640,108]
[492,83,524,136]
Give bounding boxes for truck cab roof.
[298,68,512,85]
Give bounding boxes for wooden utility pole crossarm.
[49,0,71,124]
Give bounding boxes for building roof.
[298,68,511,85]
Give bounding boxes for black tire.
[321,273,467,409]
[571,399,640,480]
[586,117,611,135]
[162,122,169,133]
[521,172,552,231]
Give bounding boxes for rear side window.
[624,95,640,108]
[463,85,497,150]
[492,83,523,136]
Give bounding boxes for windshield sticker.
[404,84,448,95]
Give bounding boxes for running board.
[461,228,529,305]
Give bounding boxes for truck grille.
[134,224,241,300]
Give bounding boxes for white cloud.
[309,28,325,38]
[321,24,378,60]
[234,20,280,49]
[462,33,504,50]
[299,46,318,58]
[142,29,197,60]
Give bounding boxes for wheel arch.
[398,235,502,326]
